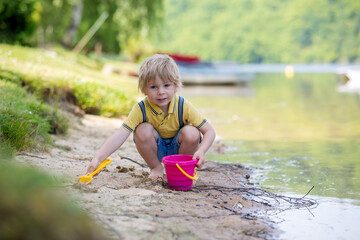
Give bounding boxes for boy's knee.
[134,123,157,142]
[179,125,200,144]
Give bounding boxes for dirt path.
[16,115,277,240]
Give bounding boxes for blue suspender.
[138,96,184,127]
[138,101,146,122]
[178,96,184,128]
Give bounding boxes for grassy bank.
[0,44,139,157]
[0,80,68,157]
[0,44,138,117]
[0,160,105,240]
[0,44,135,238]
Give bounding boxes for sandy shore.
[15,114,277,240]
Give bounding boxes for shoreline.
[15,114,278,239]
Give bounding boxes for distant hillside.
[154,0,360,63]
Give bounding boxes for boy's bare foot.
[149,165,163,179]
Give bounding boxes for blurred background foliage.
[0,0,163,61]
[0,0,41,45]
[1,0,359,63]
[155,0,360,63]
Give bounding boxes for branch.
[118,155,148,168]
[16,153,46,159]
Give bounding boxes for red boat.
[160,53,200,64]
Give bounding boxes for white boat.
[179,63,254,85]
[337,67,360,93]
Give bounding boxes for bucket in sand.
[162,154,198,190]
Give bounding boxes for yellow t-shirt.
[122,95,207,139]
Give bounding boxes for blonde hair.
[138,54,182,94]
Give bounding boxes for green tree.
[155,0,360,63]
[1,0,164,58]
[0,0,41,45]
[38,0,163,58]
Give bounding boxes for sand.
[15,114,277,240]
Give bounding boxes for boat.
[179,62,254,86]
[162,53,254,85]
[337,67,360,93]
[166,53,200,65]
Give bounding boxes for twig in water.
[155,213,236,219]
[305,205,315,217]
[301,186,314,198]
[191,184,318,209]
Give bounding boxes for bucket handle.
[176,163,199,181]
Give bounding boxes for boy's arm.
[193,122,216,168]
[86,127,131,174]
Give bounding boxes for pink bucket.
[162,155,198,191]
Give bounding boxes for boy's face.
[144,75,176,112]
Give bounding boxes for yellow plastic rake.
[78,159,112,184]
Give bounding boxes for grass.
[0,160,105,240]
[0,44,130,238]
[0,43,140,156]
[0,80,68,157]
[0,44,138,117]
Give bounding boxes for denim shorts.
[133,129,181,162]
[133,128,202,162]
[156,130,181,162]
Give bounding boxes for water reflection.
[182,73,360,200]
[273,196,360,240]
[212,139,360,200]
[186,74,360,141]
[183,73,360,239]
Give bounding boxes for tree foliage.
[154,0,360,63]
[0,0,41,45]
[1,0,163,58]
[39,0,163,56]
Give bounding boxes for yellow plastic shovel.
[78,158,112,184]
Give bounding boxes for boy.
[86,54,216,179]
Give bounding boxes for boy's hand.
[86,159,101,175]
[193,150,205,169]
[85,128,131,175]
[194,122,216,169]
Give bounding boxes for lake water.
[180,73,360,239]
